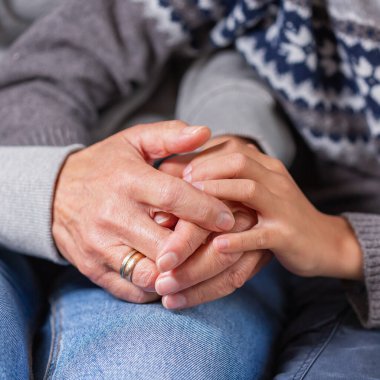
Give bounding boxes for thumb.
[123,120,211,160]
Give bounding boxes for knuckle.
[196,198,213,221]
[78,260,103,283]
[214,249,239,268]
[228,268,247,290]
[96,200,116,229]
[269,158,286,173]
[256,230,269,249]
[233,212,256,232]
[244,180,257,200]
[191,286,208,305]
[236,233,248,250]
[157,180,181,210]
[131,290,150,304]
[230,153,248,176]
[278,221,293,241]
[134,267,156,289]
[225,138,241,152]
[80,234,98,256]
[151,233,166,254]
[277,175,292,193]
[213,180,223,197]
[182,236,195,255]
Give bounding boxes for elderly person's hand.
[52,121,235,304]
[155,136,272,309]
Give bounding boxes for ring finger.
[155,211,256,296]
[98,269,160,304]
[162,251,271,309]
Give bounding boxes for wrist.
[319,214,364,280]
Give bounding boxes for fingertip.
[183,164,192,177]
[175,126,211,153]
[216,211,235,231]
[162,294,187,309]
[154,213,171,225]
[213,237,230,251]
[161,295,169,308]
[182,125,209,136]
[157,252,178,273]
[154,213,178,229]
[192,181,204,190]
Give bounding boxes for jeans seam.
[43,299,62,380]
[291,308,349,380]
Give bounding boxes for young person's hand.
[185,147,364,281]
[154,135,272,309]
[52,121,235,304]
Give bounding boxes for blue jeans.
[1,248,380,380]
[0,248,287,379]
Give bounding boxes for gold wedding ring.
[120,249,146,282]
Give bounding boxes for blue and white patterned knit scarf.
[152,0,380,175]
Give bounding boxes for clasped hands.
[53,121,363,310]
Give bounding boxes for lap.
[0,249,43,379]
[35,260,380,380]
[3,249,379,380]
[274,277,380,380]
[41,260,289,380]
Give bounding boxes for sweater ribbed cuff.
[0,145,83,264]
[342,212,380,328]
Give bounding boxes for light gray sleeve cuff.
[0,145,83,264]
[176,51,296,168]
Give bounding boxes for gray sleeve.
[342,213,380,329]
[0,0,220,262]
[176,50,296,167]
[0,145,82,264]
[0,0,198,146]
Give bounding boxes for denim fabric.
[274,276,380,380]
[38,260,288,380]
[0,249,43,379]
[1,249,380,380]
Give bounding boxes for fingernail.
[182,126,205,135]
[192,181,203,190]
[183,164,192,176]
[215,238,230,250]
[183,173,192,183]
[157,252,178,272]
[162,294,187,309]
[154,215,171,225]
[216,212,235,231]
[156,276,179,295]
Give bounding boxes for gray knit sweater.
[0,0,379,328]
